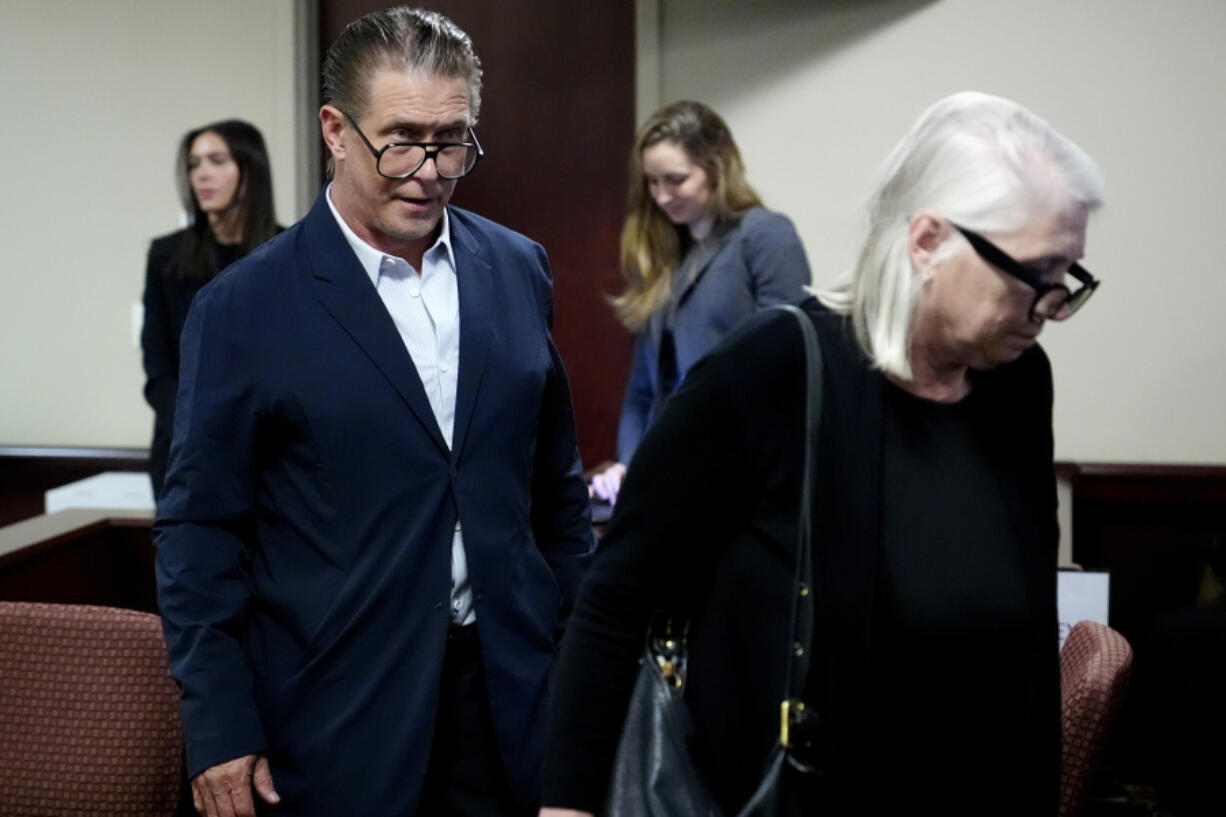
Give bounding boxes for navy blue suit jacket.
[616,207,810,462]
[155,192,594,816]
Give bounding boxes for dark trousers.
[417,624,535,817]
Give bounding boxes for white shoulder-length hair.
[817,91,1104,379]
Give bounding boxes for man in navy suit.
[155,8,594,817]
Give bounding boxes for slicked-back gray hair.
[818,91,1103,379]
[322,6,483,123]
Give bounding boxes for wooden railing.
[0,508,157,612]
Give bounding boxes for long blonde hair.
[611,101,763,331]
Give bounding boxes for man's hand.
[192,754,279,817]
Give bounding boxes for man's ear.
[907,211,948,279]
[320,105,347,162]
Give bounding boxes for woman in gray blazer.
[590,101,812,504]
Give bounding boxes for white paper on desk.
[45,471,155,513]
[1057,571,1110,649]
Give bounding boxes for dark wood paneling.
[1061,461,1226,645]
[319,1,635,469]
[0,510,157,613]
[0,446,149,527]
[1060,462,1226,803]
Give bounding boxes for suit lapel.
[674,244,718,306]
[301,193,450,455]
[449,211,493,460]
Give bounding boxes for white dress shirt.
[326,186,475,625]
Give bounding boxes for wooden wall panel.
[319,1,635,469]
[1064,462,1226,645]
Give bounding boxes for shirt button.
[409,286,421,297]
[440,362,450,372]
[454,520,462,531]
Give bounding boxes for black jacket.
[544,298,1060,815]
[140,229,212,496]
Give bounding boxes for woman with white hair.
[540,91,1102,816]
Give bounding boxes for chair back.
[0,601,183,817]
[1059,619,1133,817]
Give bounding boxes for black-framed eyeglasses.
[952,224,1100,322]
[341,110,483,180]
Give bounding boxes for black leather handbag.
[602,304,823,817]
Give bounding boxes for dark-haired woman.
[589,100,811,505]
[141,119,280,496]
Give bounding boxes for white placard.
[1057,570,1110,650]
[45,471,155,513]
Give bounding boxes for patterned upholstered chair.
[0,601,183,817]
[1059,619,1133,817]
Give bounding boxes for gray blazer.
[616,206,811,462]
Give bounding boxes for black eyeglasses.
[341,111,484,180]
[952,224,1099,322]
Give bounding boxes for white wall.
[6,0,1224,465]
[0,0,304,448]
[645,0,1226,464]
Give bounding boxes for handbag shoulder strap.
[770,304,822,705]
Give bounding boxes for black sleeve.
[1023,345,1062,809]
[541,307,807,811]
[141,236,180,495]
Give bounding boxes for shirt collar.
[325,183,456,286]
